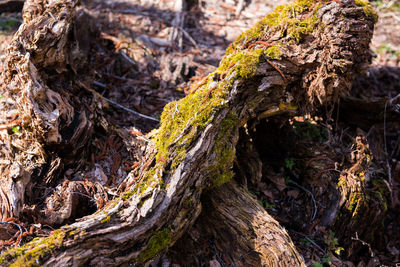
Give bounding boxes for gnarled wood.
[0,0,376,265]
[169,180,304,266]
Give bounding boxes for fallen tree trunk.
[0,0,376,265]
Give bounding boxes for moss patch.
[209,112,238,187]
[370,178,389,213]
[355,0,379,23]
[218,49,264,78]
[233,0,321,46]
[121,191,135,201]
[0,230,66,267]
[101,216,111,224]
[138,228,171,263]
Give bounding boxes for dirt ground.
[0,0,399,266]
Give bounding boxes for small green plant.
[321,256,332,265]
[376,44,400,59]
[285,158,295,170]
[293,120,327,142]
[301,237,311,246]
[313,255,332,267]
[258,199,276,210]
[11,126,21,134]
[324,230,344,256]
[0,18,20,31]
[264,201,276,210]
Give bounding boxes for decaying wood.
[0,0,376,265]
[169,181,304,266]
[0,0,101,222]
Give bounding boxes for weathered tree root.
[168,180,304,266]
[0,0,376,265]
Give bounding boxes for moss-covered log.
[0,0,376,265]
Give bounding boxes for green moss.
[101,216,111,224]
[219,49,264,78]
[183,197,193,208]
[346,192,362,213]
[138,228,171,263]
[370,179,389,213]
[233,0,320,46]
[209,112,238,187]
[0,230,66,266]
[121,191,135,201]
[264,45,282,60]
[355,0,378,23]
[67,229,81,237]
[0,18,20,31]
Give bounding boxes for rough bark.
[168,180,304,266]
[0,0,376,265]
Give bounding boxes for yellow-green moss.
[346,192,362,214]
[67,229,81,237]
[370,179,389,213]
[101,216,111,224]
[183,197,193,208]
[209,112,238,187]
[138,228,171,263]
[0,230,66,267]
[122,191,135,201]
[355,0,378,23]
[264,45,282,60]
[233,0,321,46]
[219,49,264,78]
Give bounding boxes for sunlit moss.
[355,0,379,23]
[101,216,111,223]
[218,49,264,78]
[233,0,321,46]
[209,112,238,187]
[0,230,66,266]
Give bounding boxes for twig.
[383,100,393,202]
[289,179,317,220]
[92,81,159,122]
[236,0,245,16]
[289,229,326,254]
[119,51,137,67]
[351,232,375,257]
[266,58,287,82]
[172,102,179,120]
[0,221,23,238]
[170,0,185,51]
[103,96,159,122]
[176,26,198,49]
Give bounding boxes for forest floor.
[0,0,399,266]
